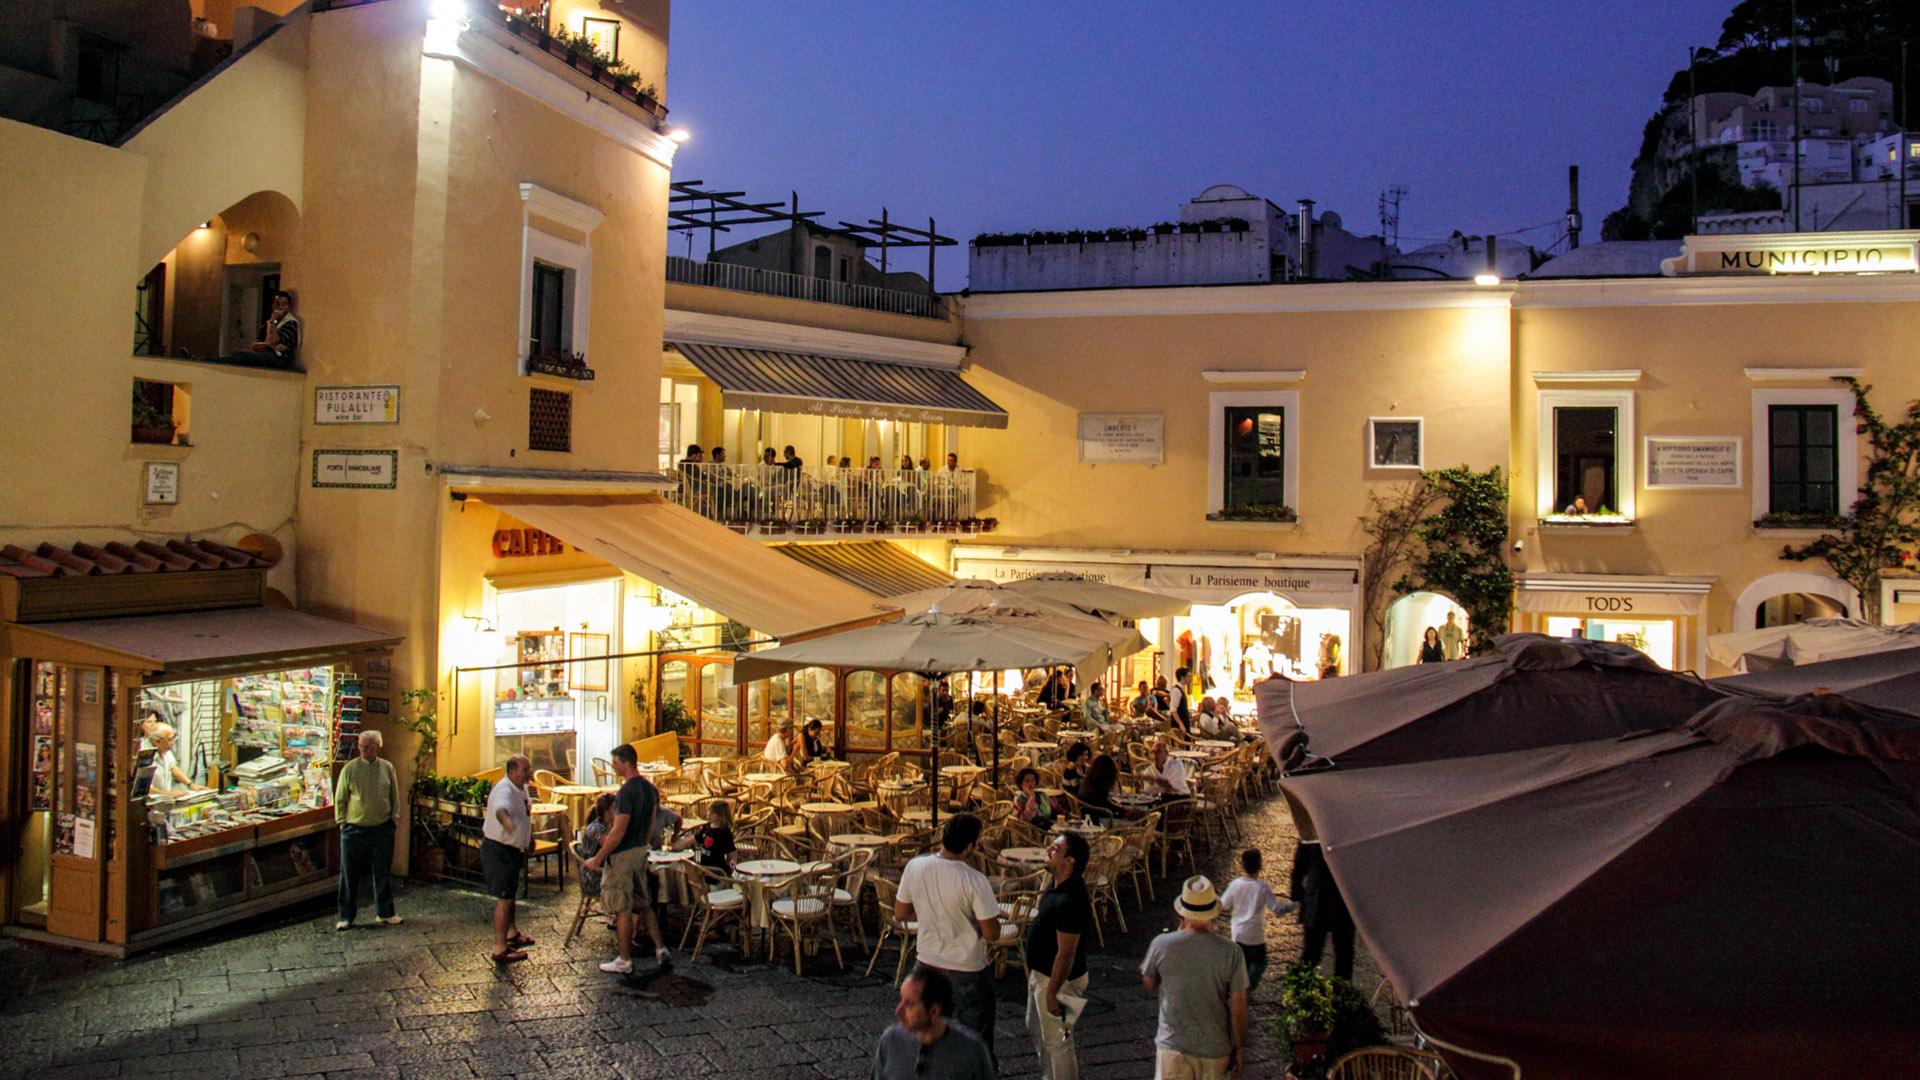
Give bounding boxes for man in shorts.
[581,743,671,974]
[481,754,535,962]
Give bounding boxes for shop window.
[517,183,601,374]
[1537,390,1634,520]
[1207,391,1300,518]
[890,672,927,752]
[1751,388,1856,524]
[132,378,190,446]
[529,388,572,453]
[846,671,886,752]
[797,667,835,749]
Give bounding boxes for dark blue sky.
[666,1,1734,290]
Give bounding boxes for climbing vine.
[1358,479,1445,670]
[1781,378,1920,624]
[1392,465,1514,655]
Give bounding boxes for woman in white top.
[1217,847,1299,992]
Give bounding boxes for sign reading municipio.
[1078,413,1164,465]
[312,449,398,489]
[314,385,400,424]
[1644,437,1742,489]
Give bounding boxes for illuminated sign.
[1664,231,1920,276]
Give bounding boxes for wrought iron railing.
[670,464,981,533]
[666,256,941,319]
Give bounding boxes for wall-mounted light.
[664,126,691,144]
[462,614,503,665]
[429,0,467,21]
[636,605,674,633]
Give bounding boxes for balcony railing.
[671,464,989,537]
[666,256,942,319]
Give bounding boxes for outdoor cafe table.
[900,808,934,827]
[1016,741,1057,757]
[800,801,855,832]
[1193,740,1236,752]
[734,858,803,955]
[550,783,617,832]
[995,846,1049,871]
[665,792,708,812]
[1055,729,1099,742]
[1170,750,1211,763]
[648,848,695,905]
[1055,820,1109,838]
[681,756,724,782]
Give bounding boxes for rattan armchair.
[1326,1046,1446,1080]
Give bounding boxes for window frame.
[1536,389,1635,520]
[1207,390,1299,516]
[1751,387,1858,522]
[517,183,603,375]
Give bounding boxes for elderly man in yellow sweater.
[333,730,402,931]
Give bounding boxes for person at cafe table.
[1142,739,1192,801]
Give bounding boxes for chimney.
[1566,166,1583,250]
[1296,199,1316,279]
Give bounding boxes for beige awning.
[478,493,898,641]
[3,606,401,682]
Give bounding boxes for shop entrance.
[1151,591,1350,704]
[1383,592,1470,668]
[1755,591,1848,628]
[1547,615,1678,670]
[485,577,622,781]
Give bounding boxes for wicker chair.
[1084,834,1129,944]
[676,860,747,961]
[590,757,616,786]
[1372,978,1416,1040]
[986,888,1039,978]
[824,845,876,952]
[866,876,919,984]
[1326,1046,1445,1080]
[1153,798,1200,876]
[769,864,843,975]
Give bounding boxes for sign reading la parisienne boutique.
[1664,231,1920,276]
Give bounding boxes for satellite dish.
[235,532,284,566]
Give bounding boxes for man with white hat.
[1141,876,1250,1079]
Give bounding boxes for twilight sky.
[665,1,1734,290]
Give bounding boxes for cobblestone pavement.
[0,790,1381,1080]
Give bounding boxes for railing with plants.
[973,218,1253,247]
[486,7,667,121]
[665,256,940,319]
[670,463,994,536]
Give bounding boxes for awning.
[3,606,401,683]
[479,493,898,640]
[669,341,1009,429]
[773,541,954,598]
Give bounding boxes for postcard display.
[140,667,351,924]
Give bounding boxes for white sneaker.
[379,915,404,925]
[655,948,673,969]
[334,920,351,931]
[599,957,633,974]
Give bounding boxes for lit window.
[1208,391,1299,519]
[1536,389,1635,520]
[517,183,603,375]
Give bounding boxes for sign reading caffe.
[1664,231,1920,276]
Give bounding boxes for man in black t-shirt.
[581,743,668,975]
[1024,832,1093,1080]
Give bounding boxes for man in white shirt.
[1217,848,1299,993]
[146,723,204,795]
[1143,739,1191,799]
[1438,610,1467,661]
[763,716,802,773]
[481,754,535,962]
[896,812,1003,1070]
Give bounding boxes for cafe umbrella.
[1278,692,1920,1080]
[1706,616,1920,673]
[1716,644,1920,712]
[734,608,1146,824]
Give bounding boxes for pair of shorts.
[600,845,653,912]
[480,838,525,900]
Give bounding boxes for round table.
[900,808,933,826]
[1016,741,1057,757]
[1055,820,1108,837]
[799,801,855,834]
[1170,751,1211,763]
[1194,740,1236,752]
[734,858,803,953]
[636,761,676,775]
[665,792,707,811]
[996,846,1049,869]
[1056,729,1098,742]
[827,833,890,851]
[648,848,695,905]
[550,784,617,832]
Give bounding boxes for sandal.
[491,948,529,963]
[509,933,537,948]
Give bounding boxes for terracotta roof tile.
[0,539,273,579]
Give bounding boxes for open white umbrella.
[1001,571,1192,621]
[1707,617,1920,673]
[734,609,1146,824]
[890,578,1093,622]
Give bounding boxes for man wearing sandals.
[482,754,536,962]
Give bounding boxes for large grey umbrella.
[733,609,1146,824]
[1706,617,1920,673]
[1716,645,1920,712]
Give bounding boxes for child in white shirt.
[1217,847,1300,992]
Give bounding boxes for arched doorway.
[1383,591,1469,668]
[1732,572,1858,632]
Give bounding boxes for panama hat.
[1174,875,1220,920]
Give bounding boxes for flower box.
[928,521,959,534]
[570,53,597,75]
[132,424,176,445]
[544,37,571,59]
[794,521,828,536]
[597,68,620,89]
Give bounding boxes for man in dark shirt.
[1024,832,1092,1080]
[581,743,668,974]
[871,965,997,1080]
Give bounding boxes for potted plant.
[829,518,860,535]
[656,692,695,758]
[1152,222,1177,235]
[794,518,828,536]
[1277,964,1389,1079]
[979,517,999,533]
[960,517,984,535]
[544,26,573,59]
[865,518,894,534]
[759,517,790,535]
[131,385,175,445]
[899,516,927,534]
[929,519,959,534]
[1227,217,1252,233]
[1209,503,1298,523]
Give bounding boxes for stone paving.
[0,791,1381,1080]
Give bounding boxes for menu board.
[494,697,576,736]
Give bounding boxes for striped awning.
[669,341,1009,429]
[773,541,955,599]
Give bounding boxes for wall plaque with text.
[1644,437,1742,489]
